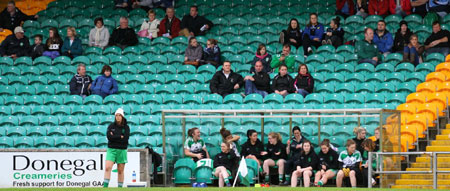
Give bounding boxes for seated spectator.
[138,10,160,39]
[428,0,449,18]
[61,27,83,58]
[361,139,377,187]
[180,5,213,37]
[352,126,367,155]
[272,65,296,97]
[369,0,390,17]
[271,44,295,73]
[280,18,303,49]
[241,129,265,166]
[184,37,203,66]
[244,61,271,97]
[90,65,118,98]
[132,0,161,12]
[43,27,63,59]
[390,0,412,16]
[108,17,138,49]
[89,17,110,49]
[373,20,393,56]
[293,64,314,97]
[393,21,412,53]
[403,34,424,66]
[251,44,272,74]
[202,38,221,67]
[214,142,238,187]
[336,0,355,18]
[0,1,38,32]
[410,0,428,17]
[29,34,44,59]
[356,0,369,18]
[220,127,241,158]
[114,0,131,11]
[210,61,244,97]
[336,140,362,188]
[303,13,324,56]
[158,7,181,39]
[69,64,93,98]
[290,140,318,187]
[184,127,210,162]
[356,27,381,66]
[322,17,344,47]
[424,21,450,57]
[0,26,30,59]
[314,139,339,187]
[284,126,307,185]
[262,132,287,185]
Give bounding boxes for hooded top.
[393,24,413,52]
[271,73,296,93]
[266,141,287,161]
[241,138,264,159]
[294,73,315,93]
[317,148,339,170]
[214,150,238,171]
[107,118,130,149]
[251,53,272,73]
[294,149,319,170]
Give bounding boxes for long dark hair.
[332,17,341,28]
[220,127,231,141]
[300,140,312,155]
[256,44,266,56]
[287,18,301,36]
[46,27,61,46]
[247,129,257,139]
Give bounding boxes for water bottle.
[192,182,198,187]
[132,171,136,182]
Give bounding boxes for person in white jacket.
[139,9,160,39]
[89,17,110,49]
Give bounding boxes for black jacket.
[45,37,63,52]
[0,34,30,57]
[209,70,244,97]
[252,71,271,93]
[325,27,345,46]
[241,139,264,159]
[294,150,319,170]
[353,137,365,155]
[251,54,272,73]
[266,141,287,161]
[318,149,339,170]
[29,44,44,59]
[294,74,314,93]
[284,28,303,48]
[393,29,412,52]
[289,136,307,157]
[0,8,35,31]
[180,14,213,36]
[271,74,295,93]
[108,27,138,47]
[107,119,130,150]
[214,151,238,171]
[69,74,93,96]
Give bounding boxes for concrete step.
[436,135,449,140]
[401,174,450,179]
[442,129,450,135]
[447,124,450,129]
[392,185,450,189]
[416,157,450,162]
[395,179,450,185]
[412,162,450,168]
[432,140,450,146]
[426,146,450,152]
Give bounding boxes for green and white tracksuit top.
[184,137,206,153]
[338,150,362,168]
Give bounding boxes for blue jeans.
[245,80,268,98]
[358,58,379,67]
[425,47,450,58]
[404,46,420,66]
[297,89,309,97]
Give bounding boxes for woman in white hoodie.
[139,9,160,39]
[89,17,110,49]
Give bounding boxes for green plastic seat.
[345,94,365,104]
[95,137,108,148]
[12,105,31,116]
[21,66,40,76]
[0,86,15,96]
[34,136,54,148]
[0,57,13,66]
[386,93,406,104]
[316,83,334,94]
[117,84,135,94]
[397,82,417,94]
[377,82,396,93]
[405,72,425,84]
[0,105,11,116]
[103,95,123,105]
[147,74,166,86]
[123,94,143,105]
[173,158,196,184]
[87,126,106,136]
[366,94,385,104]
[386,73,405,84]
[195,84,211,95]
[71,105,91,115]
[355,63,375,75]
[35,85,55,95]
[181,94,201,105]
[74,136,94,148]
[155,84,175,94]
[264,93,283,105]
[166,74,185,85]
[2,66,20,75]
[26,126,46,137]
[91,105,111,115]
[134,84,153,94]
[335,63,355,75]
[103,46,122,55]
[79,115,99,126]
[99,115,114,125]
[14,137,33,148]
[16,85,35,95]
[404,14,423,28]
[66,126,87,137]
[63,95,82,105]
[356,83,376,94]
[136,136,158,148]
[82,95,102,105]
[5,96,24,105]
[243,93,263,104]
[143,94,163,105]
[14,56,32,66]
[425,53,445,63]
[325,73,345,83]
[203,94,223,105]
[126,74,146,84]
[324,94,344,104]
[345,15,364,28]
[304,93,324,104]
[395,62,415,75]
[223,94,243,104]
[39,116,59,126]
[49,105,69,115]
[334,82,354,94]
[197,64,217,75]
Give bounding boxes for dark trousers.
[303,34,322,56]
[284,154,299,177]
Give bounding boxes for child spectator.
[202,38,221,67]
[90,65,118,98]
[43,27,63,59]
[251,44,272,73]
[29,34,44,59]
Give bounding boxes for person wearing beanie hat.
[393,21,413,53]
[103,108,129,188]
[0,26,30,59]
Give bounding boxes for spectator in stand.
[368,0,390,17]
[271,44,295,73]
[280,18,303,49]
[0,1,38,32]
[352,126,367,155]
[410,0,428,17]
[202,38,221,67]
[43,27,63,59]
[322,17,344,47]
[108,17,138,49]
[132,0,161,12]
[390,0,412,16]
[336,0,355,18]
[361,139,377,187]
[373,20,393,57]
[138,10,160,39]
[209,61,244,97]
[428,0,449,18]
[214,142,238,187]
[244,61,271,97]
[220,127,241,158]
[69,64,93,98]
[89,17,110,49]
[114,0,131,11]
[184,127,210,162]
[61,27,83,59]
[293,64,314,97]
[356,0,369,18]
[303,13,325,56]
[29,34,44,59]
[393,21,412,53]
[424,21,450,57]
[403,34,424,66]
[271,65,296,97]
[356,27,381,66]
[180,5,213,37]
[336,139,362,188]
[314,139,339,187]
[184,37,203,66]
[158,7,181,39]
[0,26,29,59]
[283,126,307,185]
[251,44,272,74]
[90,65,118,98]
[262,132,287,185]
[373,127,394,169]
[241,129,265,166]
[290,140,318,187]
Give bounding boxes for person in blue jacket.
[90,65,118,98]
[373,20,393,57]
[302,13,324,56]
[61,26,83,58]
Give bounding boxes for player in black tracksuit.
[262,132,287,184]
[283,126,307,185]
[314,139,339,187]
[241,129,265,166]
[290,140,318,187]
[214,142,238,187]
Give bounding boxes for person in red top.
[158,7,180,39]
[336,0,355,17]
[368,0,390,17]
[389,0,412,16]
